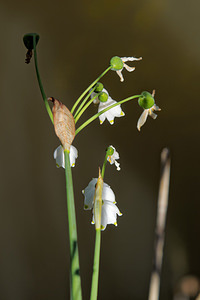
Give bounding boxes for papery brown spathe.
[49,97,75,151]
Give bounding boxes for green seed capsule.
[110,56,123,71]
[94,82,104,93]
[107,146,114,156]
[99,92,108,102]
[23,33,40,50]
[138,91,155,109]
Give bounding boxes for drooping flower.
[137,90,161,131]
[98,96,125,125]
[82,178,122,230]
[54,145,78,168]
[110,56,142,82]
[107,145,121,171]
[91,88,125,124]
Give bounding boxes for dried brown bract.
[49,97,75,151]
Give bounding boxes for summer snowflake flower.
[91,87,125,124]
[137,90,161,131]
[110,56,142,82]
[82,178,122,230]
[54,145,78,168]
[98,96,125,125]
[107,145,120,171]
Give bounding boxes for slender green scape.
[28,34,82,300]
[33,35,54,124]
[64,150,82,300]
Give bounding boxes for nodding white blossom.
[82,178,122,230]
[54,145,78,168]
[98,97,125,125]
[137,90,161,131]
[107,145,121,171]
[117,57,142,82]
[137,104,161,131]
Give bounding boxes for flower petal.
[101,201,122,230]
[123,63,135,72]
[121,56,142,62]
[137,110,148,131]
[69,145,78,167]
[102,183,115,203]
[116,70,124,82]
[54,145,65,168]
[82,178,97,210]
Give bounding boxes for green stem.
[64,150,82,300]
[101,153,108,180]
[75,94,141,135]
[71,66,112,114]
[74,86,96,118]
[33,36,54,124]
[90,229,101,300]
[75,94,100,124]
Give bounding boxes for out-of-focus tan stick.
[148,148,171,300]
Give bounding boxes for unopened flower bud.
[138,91,155,109]
[107,146,114,156]
[94,82,104,93]
[110,56,123,71]
[99,92,108,103]
[23,33,40,50]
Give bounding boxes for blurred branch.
[148,148,171,300]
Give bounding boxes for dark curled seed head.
[25,49,32,64]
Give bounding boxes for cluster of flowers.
[53,56,161,231]
[54,144,122,230]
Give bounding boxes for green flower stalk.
[23,33,82,300]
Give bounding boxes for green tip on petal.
[94,82,104,93]
[99,92,108,102]
[110,56,123,71]
[23,33,40,50]
[84,205,88,209]
[107,146,114,156]
[138,91,155,109]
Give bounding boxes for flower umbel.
[107,146,120,171]
[82,178,122,230]
[54,145,78,168]
[110,56,142,82]
[137,90,161,131]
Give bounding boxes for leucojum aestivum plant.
[23,33,161,300]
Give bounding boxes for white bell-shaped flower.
[82,178,122,230]
[98,96,125,125]
[54,145,78,168]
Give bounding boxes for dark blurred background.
[1,0,200,299]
